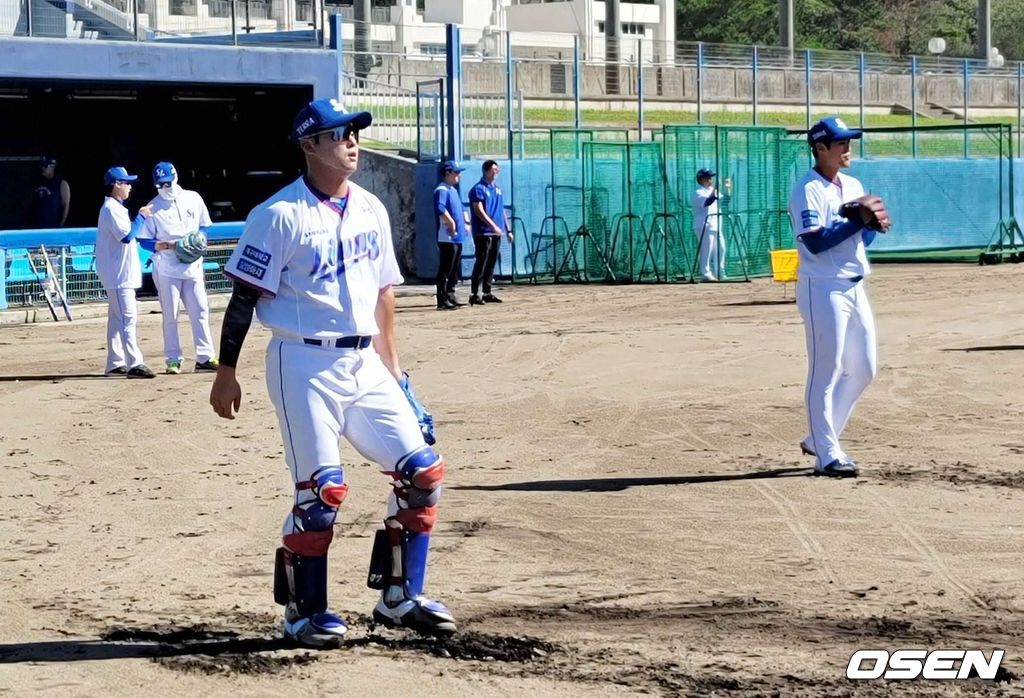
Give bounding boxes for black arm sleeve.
[218,282,261,368]
[703,192,719,207]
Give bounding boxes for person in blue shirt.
[467,160,513,305]
[434,160,467,310]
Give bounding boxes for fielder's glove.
[175,231,208,264]
[399,371,436,445]
[840,195,891,232]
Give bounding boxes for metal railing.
[343,72,420,153]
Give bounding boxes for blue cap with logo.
[807,116,863,146]
[104,166,138,186]
[153,161,177,184]
[291,98,373,142]
[441,160,466,175]
[696,167,716,179]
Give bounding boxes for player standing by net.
[788,116,891,478]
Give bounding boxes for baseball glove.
[175,231,208,264]
[840,195,891,232]
[399,372,436,445]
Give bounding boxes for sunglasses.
[308,125,360,143]
[156,181,174,189]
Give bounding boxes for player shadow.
[717,299,796,307]
[0,373,114,382]
[941,345,1024,352]
[452,466,813,493]
[0,632,294,664]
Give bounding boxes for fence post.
[506,30,514,163]
[26,0,33,36]
[445,23,463,162]
[963,58,969,159]
[637,39,644,140]
[231,0,238,46]
[804,48,811,131]
[696,41,704,124]
[573,34,581,129]
[752,45,759,126]
[1018,62,1022,159]
[911,56,917,158]
[331,13,344,99]
[132,0,140,40]
[858,51,865,157]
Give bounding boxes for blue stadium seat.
[5,248,44,284]
[69,245,95,274]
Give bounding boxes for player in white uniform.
[95,166,156,379]
[691,167,727,281]
[788,116,888,478]
[209,98,454,647]
[137,162,218,374]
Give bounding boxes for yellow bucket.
[769,248,799,283]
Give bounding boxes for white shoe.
[702,273,717,282]
[372,594,457,636]
[283,607,347,647]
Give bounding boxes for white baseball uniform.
[692,185,726,280]
[789,168,877,467]
[138,188,217,364]
[223,177,423,535]
[96,197,145,372]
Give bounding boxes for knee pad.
[391,447,445,533]
[283,466,348,556]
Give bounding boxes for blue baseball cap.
[291,98,373,141]
[41,155,57,167]
[441,160,466,174]
[696,167,716,179]
[104,166,138,186]
[808,116,862,146]
[153,161,177,184]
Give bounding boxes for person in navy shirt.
[434,160,467,310]
[467,160,513,305]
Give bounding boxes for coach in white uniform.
[789,116,888,478]
[137,161,218,374]
[210,98,455,647]
[95,166,155,379]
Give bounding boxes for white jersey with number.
[138,189,212,280]
[95,197,142,290]
[224,177,404,340]
[788,169,869,280]
[691,185,719,234]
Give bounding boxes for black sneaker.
[436,298,458,310]
[195,359,220,372]
[481,293,503,303]
[127,365,157,379]
[469,294,485,306]
[105,366,128,376]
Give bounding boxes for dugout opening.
[0,79,313,231]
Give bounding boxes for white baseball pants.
[104,287,145,372]
[152,269,216,363]
[265,338,427,535]
[796,276,877,467]
[697,226,726,280]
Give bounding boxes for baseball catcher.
[175,231,208,264]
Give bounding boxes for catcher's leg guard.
[274,466,349,647]
[369,447,456,635]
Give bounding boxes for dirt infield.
[0,264,1021,697]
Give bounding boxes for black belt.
[303,336,373,349]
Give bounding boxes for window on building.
[597,21,604,33]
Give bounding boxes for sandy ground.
[0,264,1022,697]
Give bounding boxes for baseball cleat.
[195,359,219,372]
[283,609,348,648]
[372,595,457,636]
[165,360,182,375]
[468,294,485,306]
[481,293,503,303]
[105,365,128,376]
[813,459,859,478]
[800,440,815,456]
[127,364,156,379]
